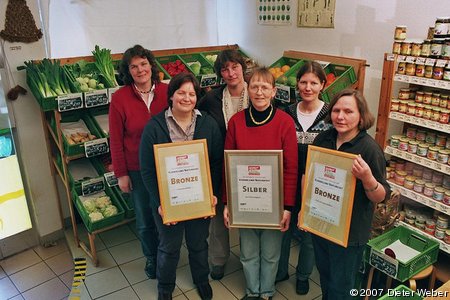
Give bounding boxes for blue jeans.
[129,171,159,260]
[240,228,283,298]
[153,210,210,294]
[312,235,365,300]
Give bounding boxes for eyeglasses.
[249,85,273,94]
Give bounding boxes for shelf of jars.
[385,146,450,174]
[389,112,450,134]
[389,181,449,215]
[397,221,450,254]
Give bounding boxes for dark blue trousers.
[153,210,210,294]
[312,235,365,300]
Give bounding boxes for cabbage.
[89,211,104,222]
[95,196,111,209]
[102,205,118,217]
[82,199,97,213]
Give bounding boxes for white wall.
[217,0,450,135]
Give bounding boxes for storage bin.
[179,53,218,87]
[155,55,194,78]
[366,226,439,282]
[273,59,307,103]
[321,63,357,103]
[88,106,109,138]
[111,186,135,219]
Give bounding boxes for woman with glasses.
[109,44,168,279]
[197,49,250,280]
[223,67,298,300]
[276,61,332,295]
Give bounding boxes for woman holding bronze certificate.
[139,73,223,300]
[311,89,390,300]
[223,67,298,300]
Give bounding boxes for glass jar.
[404,175,415,189]
[406,127,417,139]
[390,99,400,111]
[444,190,450,205]
[443,39,450,59]
[395,170,407,185]
[417,143,429,157]
[436,215,449,229]
[433,66,444,80]
[393,40,402,54]
[431,107,441,122]
[435,227,446,239]
[444,67,450,80]
[421,39,432,57]
[394,25,407,40]
[416,129,427,142]
[407,102,416,115]
[445,230,450,244]
[399,100,408,113]
[408,140,419,154]
[440,109,449,124]
[390,135,402,148]
[415,64,425,77]
[433,187,446,202]
[440,95,449,107]
[397,62,406,75]
[423,168,433,181]
[427,146,440,160]
[434,17,450,37]
[415,104,424,118]
[424,182,436,197]
[425,132,437,144]
[414,179,425,193]
[411,41,422,56]
[415,91,424,103]
[436,134,447,147]
[424,65,434,78]
[398,88,410,100]
[406,63,416,76]
[412,165,423,178]
[431,38,445,57]
[423,105,433,119]
[437,149,450,164]
[431,93,441,106]
[401,40,412,55]
[398,137,410,151]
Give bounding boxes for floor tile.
[45,250,73,275]
[96,286,140,300]
[33,239,69,260]
[174,265,196,293]
[68,282,91,300]
[84,266,129,299]
[221,251,242,278]
[220,268,246,299]
[0,266,5,279]
[119,257,148,285]
[21,277,69,300]
[98,225,137,248]
[59,269,75,289]
[185,280,237,300]
[8,294,24,300]
[0,276,20,299]
[9,261,56,293]
[108,239,143,265]
[173,294,188,299]
[85,249,117,276]
[0,249,42,275]
[131,278,159,300]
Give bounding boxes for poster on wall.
[257,0,292,26]
[297,0,336,28]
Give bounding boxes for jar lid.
[439,149,450,154]
[415,179,425,184]
[396,170,407,176]
[396,25,407,28]
[432,107,441,111]
[435,187,446,192]
[425,182,436,187]
[437,214,448,220]
[429,146,440,151]
[432,38,446,42]
[409,140,419,145]
[418,143,429,147]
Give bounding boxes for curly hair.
[118,45,160,85]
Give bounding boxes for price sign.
[274,84,291,103]
[369,249,398,278]
[200,74,218,88]
[405,153,413,160]
[84,138,109,157]
[103,171,118,187]
[386,54,395,61]
[405,56,416,63]
[429,200,437,208]
[81,177,105,196]
[57,93,83,112]
[437,80,449,89]
[436,59,447,67]
[397,55,406,62]
[410,77,420,84]
[416,57,426,65]
[85,89,109,108]
[425,58,436,66]
[108,86,120,103]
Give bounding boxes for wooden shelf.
[389,112,450,134]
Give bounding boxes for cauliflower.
[94,196,111,209]
[102,205,118,217]
[89,211,104,222]
[82,199,97,213]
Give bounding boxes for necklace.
[134,84,152,94]
[249,105,273,125]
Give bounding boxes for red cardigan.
[109,83,168,178]
[224,109,298,207]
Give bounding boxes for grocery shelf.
[397,221,450,255]
[389,112,450,134]
[388,181,450,215]
[385,146,450,175]
[393,74,450,90]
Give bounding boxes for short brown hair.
[167,72,201,108]
[248,66,275,87]
[296,61,327,86]
[325,89,375,130]
[214,49,247,77]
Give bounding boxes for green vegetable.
[92,45,119,88]
[40,59,71,96]
[24,60,55,98]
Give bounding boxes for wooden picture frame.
[224,150,283,229]
[153,139,214,224]
[299,145,357,247]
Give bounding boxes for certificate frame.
[299,145,357,247]
[224,150,283,229]
[154,139,214,224]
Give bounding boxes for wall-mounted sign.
[298,0,336,28]
[257,0,292,26]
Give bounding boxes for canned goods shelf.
[397,221,450,255]
[385,145,450,175]
[389,111,450,134]
[394,73,450,90]
[388,181,450,215]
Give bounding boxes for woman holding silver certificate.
[223,67,298,300]
[140,73,223,300]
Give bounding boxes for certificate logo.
[247,165,261,176]
[324,166,336,180]
[176,155,189,166]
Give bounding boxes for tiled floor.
[0,221,322,300]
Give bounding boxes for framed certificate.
[153,139,215,224]
[299,145,357,247]
[224,150,283,229]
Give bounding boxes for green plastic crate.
[179,53,218,87]
[88,106,109,138]
[377,285,422,300]
[200,49,250,85]
[321,63,357,103]
[155,55,194,78]
[111,186,135,219]
[72,185,125,233]
[366,226,439,282]
[58,110,103,157]
[274,60,307,103]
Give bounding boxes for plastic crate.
[179,53,218,87]
[273,60,307,103]
[321,63,357,103]
[88,106,109,138]
[72,185,125,233]
[67,157,103,194]
[377,285,422,300]
[156,55,194,78]
[366,226,439,282]
[111,186,135,219]
[58,110,103,157]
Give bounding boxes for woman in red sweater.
[223,67,298,300]
[109,45,168,279]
